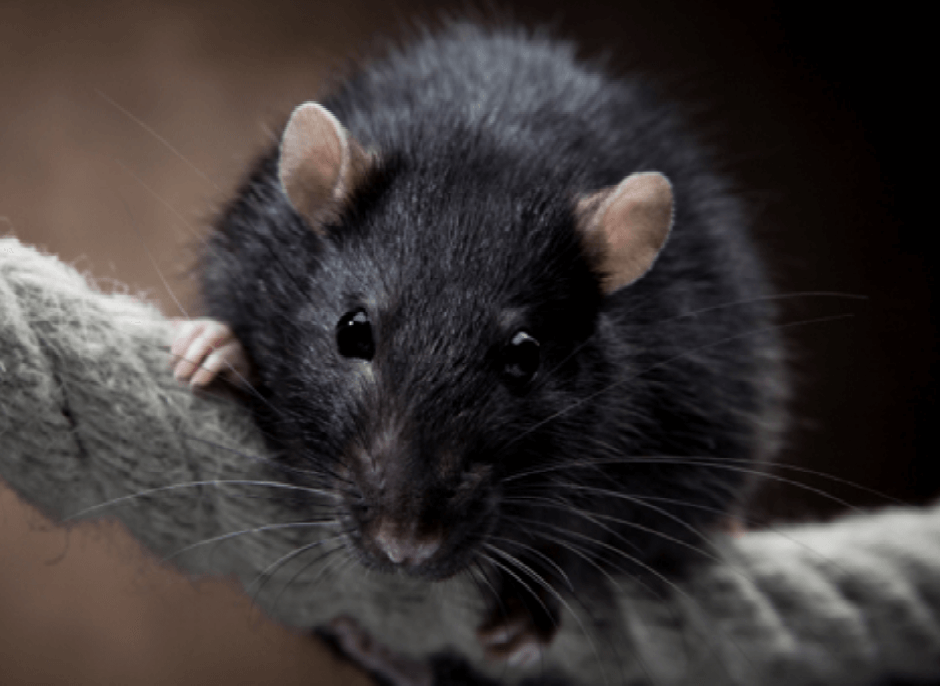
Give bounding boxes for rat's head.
[262,103,673,580]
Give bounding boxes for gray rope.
[3,236,939,685]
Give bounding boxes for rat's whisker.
[650,290,866,326]
[537,483,713,548]
[499,515,658,601]
[96,89,220,191]
[111,189,191,321]
[113,159,210,245]
[486,534,574,593]
[505,453,902,506]
[64,479,340,521]
[246,533,347,601]
[271,539,355,614]
[468,561,500,608]
[483,545,611,686]
[110,184,279,440]
[551,462,860,514]
[162,519,341,563]
[508,314,851,449]
[173,432,342,483]
[503,495,719,563]
[480,545,559,632]
[507,516,754,679]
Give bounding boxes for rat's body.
[179,24,785,670]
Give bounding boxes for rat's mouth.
[345,511,495,582]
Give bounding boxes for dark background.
[0,0,933,683]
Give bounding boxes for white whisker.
[65,479,339,521]
[483,545,611,686]
[96,89,220,191]
[162,519,340,562]
[508,314,853,448]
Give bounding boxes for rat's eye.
[502,331,540,385]
[336,309,375,361]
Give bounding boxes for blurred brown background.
[0,0,932,683]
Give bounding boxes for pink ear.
[576,172,674,294]
[278,102,372,234]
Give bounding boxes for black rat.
[170,23,785,680]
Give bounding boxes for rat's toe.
[169,318,244,387]
[478,603,554,666]
[478,615,549,666]
[190,339,250,387]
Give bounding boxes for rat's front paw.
[477,595,557,668]
[169,318,251,388]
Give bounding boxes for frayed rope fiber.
[2,236,940,685]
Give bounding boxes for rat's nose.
[373,519,442,567]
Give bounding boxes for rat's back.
[323,25,687,194]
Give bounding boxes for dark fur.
[200,22,785,671]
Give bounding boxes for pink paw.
[478,602,553,668]
[169,318,251,388]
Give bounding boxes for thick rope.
[2,236,939,685]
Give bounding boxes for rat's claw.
[169,318,250,387]
[478,614,548,667]
[169,318,202,365]
[190,339,251,387]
